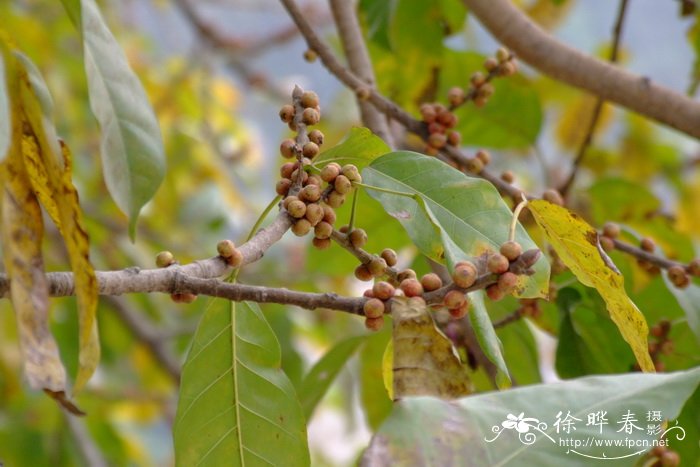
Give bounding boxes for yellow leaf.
[0,146,66,392]
[392,298,472,399]
[528,200,654,372]
[382,338,393,400]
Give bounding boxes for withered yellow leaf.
[392,298,472,399]
[0,146,67,392]
[528,200,654,372]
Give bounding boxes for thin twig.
[559,0,630,196]
[64,410,108,467]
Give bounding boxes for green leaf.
[359,0,396,49]
[64,0,165,239]
[362,368,700,466]
[173,300,309,467]
[0,50,10,162]
[663,274,700,344]
[299,335,365,419]
[359,319,393,430]
[439,50,542,149]
[469,291,511,388]
[313,127,390,170]
[362,151,550,298]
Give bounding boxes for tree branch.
[463,0,700,139]
[328,0,394,147]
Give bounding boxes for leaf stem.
[348,187,358,231]
[509,194,528,242]
[354,181,416,199]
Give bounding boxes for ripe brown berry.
[282,195,299,210]
[355,87,371,100]
[217,239,236,258]
[326,191,346,208]
[227,248,244,268]
[475,149,491,165]
[299,184,322,203]
[290,168,309,184]
[447,87,466,106]
[500,61,516,77]
[303,49,317,62]
[368,257,388,277]
[349,228,368,248]
[484,57,498,71]
[660,340,674,355]
[495,47,510,63]
[280,162,296,179]
[478,83,495,98]
[474,95,489,107]
[487,253,510,274]
[444,290,467,309]
[420,273,443,291]
[341,165,362,183]
[543,189,564,206]
[660,451,680,467]
[447,131,461,146]
[275,178,292,196]
[449,301,470,319]
[320,163,341,183]
[354,264,373,281]
[279,104,295,123]
[307,173,322,186]
[640,237,655,253]
[688,258,700,277]
[470,72,486,87]
[364,298,385,319]
[500,170,515,183]
[668,265,690,288]
[397,269,417,282]
[334,174,352,195]
[428,132,447,149]
[452,261,477,288]
[302,141,319,158]
[373,281,395,300]
[171,292,197,304]
[300,90,320,109]
[380,248,398,267]
[339,225,350,234]
[599,236,615,252]
[497,272,519,294]
[312,237,331,249]
[428,122,445,135]
[400,278,424,297]
[280,139,296,158]
[287,199,307,218]
[308,129,324,145]
[466,157,484,174]
[302,107,320,125]
[292,219,312,236]
[365,316,384,331]
[437,111,458,128]
[363,289,375,298]
[155,251,175,268]
[500,241,522,261]
[322,205,336,224]
[304,203,324,225]
[314,221,333,239]
[420,103,437,123]
[486,284,505,301]
[602,222,621,239]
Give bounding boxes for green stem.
[246,195,282,242]
[348,187,359,231]
[354,181,416,199]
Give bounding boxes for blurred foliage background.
[0,0,699,465]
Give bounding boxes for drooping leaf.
[469,291,511,388]
[0,49,9,162]
[392,298,471,399]
[362,151,549,298]
[174,300,309,466]
[62,0,165,239]
[313,126,390,170]
[359,318,393,430]
[362,368,700,466]
[299,335,365,419]
[528,199,654,372]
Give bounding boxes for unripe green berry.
[420,273,443,291]
[320,163,341,183]
[292,218,312,236]
[287,199,307,219]
[308,129,324,145]
[500,241,522,261]
[368,257,388,277]
[397,269,417,282]
[301,107,320,125]
[275,178,292,196]
[304,203,324,226]
[334,174,352,195]
[380,248,398,267]
[300,90,320,109]
[444,290,467,309]
[364,298,385,319]
[400,278,423,297]
[354,264,373,281]
[302,142,319,158]
[279,104,295,123]
[314,221,333,239]
[452,261,477,288]
[365,316,384,331]
[280,139,296,158]
[349,228,368,248]
[155,251,175,268]
[326,191,346,208]
[299,184,322,203]
[312,237,331,249]
[488,253,510,274]
[373,281,395,300]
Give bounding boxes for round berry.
[155,251,175,268]
[400,278,423,297]
[466,157,484,174]
[286,199,307,219]
[355,87,371,100]
[349,228,368,248]
[447,131,461,146]
[437,111,457,128]
[341,164,361,183]
[334,174,352,195]
[364,298,385,319]
[668,265,690,288]
[449,301,470,319]
[484,57,498,71]
[280,162,296,179]
[495,47,510,63]
[452,261,477,288]
[300,90,320,109]
[380,248,398,267]
[326,191,346,208]
[292,219,312,236]
[320,163,341,183]
[499,241,522,261]
[420,273,443,292]
[447,87,465,106]
[217,240,236,258]
[475,149,491,165]
[290,168,309,184]
[542,189,564,206]
[599,236,614,252]
[487,253,510,274]
[308,129,324,145]
[486,284,505,301]
[300,184,322,203]
[280,139,296,158]
[368,257,388,277]
[178,292,198,304]
[275,178,292,196]
[312,237,331,250]
[301,107,320,125]
[302,141,319,158]
[363,289,375,298]
[500,61,516,76]
[640,237,655,252]
[282,195,299,210]
[501,170,515,183]
[322,205,336,224]
[497,272,518,294]
[314,221,333,240]
[373,281,395,300]
[397,269,417,282]
[444,290,467,309]
[354,264,373,281]
[470,72,486,86]
[602,222,620,239]
[428,132,447,149]
[304,203,324,226]
[365,316,384,331]
[279,104,295,123]
[660,451,680,467]
[420,103,437,123]
[688,258,700,277]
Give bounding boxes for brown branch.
[329,0,393,146]
[611,238,686,270]
[559,0,630,196]
[463,0,700,139]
